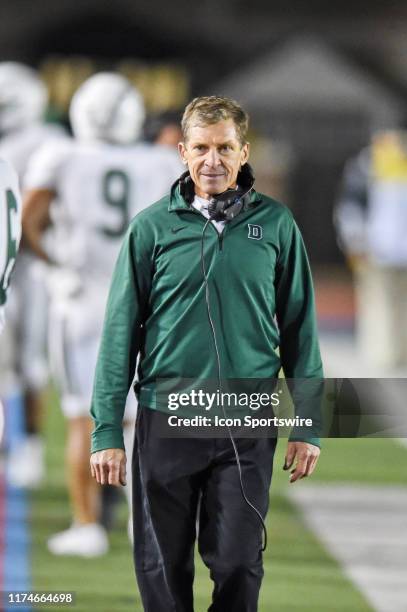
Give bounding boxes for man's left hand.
[283,441,320,483]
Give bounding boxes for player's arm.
[22,138,72,263]
[21,188,55,263]
[275,217,323,481]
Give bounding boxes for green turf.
[31,391,140,612]
[305,437,407,485]
[193,490,373,612]
[31,390,407,610]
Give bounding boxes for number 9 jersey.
[0,159,21,334]
[24,137,183,335]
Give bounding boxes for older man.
[90,96,322,611]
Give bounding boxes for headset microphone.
[207,164,255,221]
[176,162,255,213]
[207,189,245,221]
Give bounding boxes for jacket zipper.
[218,226,227,251]
[186,207,226,252]
[203,217,227,253]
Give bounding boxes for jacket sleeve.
[275,217,324,447]
[90,221,152,453]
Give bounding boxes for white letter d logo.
[248,224,263,240]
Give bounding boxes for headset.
[207,165,254,221]
[178,163,269,552]
[178,162,255,218]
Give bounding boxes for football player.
[0,62,65,487]
[0,158,22,441]
[22,72,183,556]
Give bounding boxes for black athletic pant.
[132,407,278,612]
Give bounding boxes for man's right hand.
[90,448,127,486]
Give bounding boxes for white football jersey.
[25,139,183,333]
[0,159,22,333]
[0,123,65,389]
[0,122,65,181]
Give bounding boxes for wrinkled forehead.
[184,118,241,144]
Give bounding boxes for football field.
[2,6,407,610]
[26,388,407,612]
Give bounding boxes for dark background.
[1,0,406,264]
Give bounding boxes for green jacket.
[90,185,323,452]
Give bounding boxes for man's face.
[178,119,249,199]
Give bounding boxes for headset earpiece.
[175,170,195,203]
[171,163,255,215]
[207,164,255,221]
[207,191,245,221]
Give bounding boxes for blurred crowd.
[335,128,407,371]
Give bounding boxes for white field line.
[288,484,407,612]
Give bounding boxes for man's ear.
[178,142,187,164]
[241,142,250,166]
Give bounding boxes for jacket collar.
[168,164,262,212]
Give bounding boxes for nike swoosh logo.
[171,226,187,234]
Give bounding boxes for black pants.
[132,408,277,612]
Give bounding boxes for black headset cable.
[200,218,268,552]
